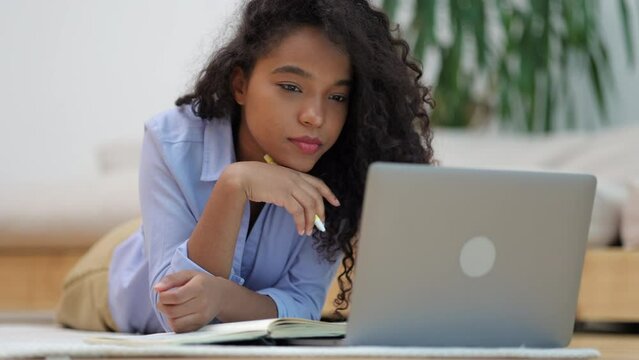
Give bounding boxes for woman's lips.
[289,137,322,155]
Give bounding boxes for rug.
[0,324,600,359]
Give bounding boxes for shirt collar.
[200,116,236,182]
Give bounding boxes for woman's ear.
[231,67,247,105]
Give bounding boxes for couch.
[1,124,638,322]
[431,124,639,323]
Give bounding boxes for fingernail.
[334,198,341,206]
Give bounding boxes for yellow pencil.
[263,154,326,232]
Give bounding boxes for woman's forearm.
[215,277,278,322]
[186,164,278,323]
[187,164,247,279]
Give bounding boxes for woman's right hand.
[220,161,341,236]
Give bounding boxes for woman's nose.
[299,99,324,127]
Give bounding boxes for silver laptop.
[343,163,596,347]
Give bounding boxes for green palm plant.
[382,0,637,133]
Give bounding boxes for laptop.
[341,163,596,347]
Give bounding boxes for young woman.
[56,0,435,334]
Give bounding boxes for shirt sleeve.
[256,236,342,320]
[138,122,243,332]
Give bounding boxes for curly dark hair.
[175,0,435,318]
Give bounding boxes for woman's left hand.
[154,270,222,333]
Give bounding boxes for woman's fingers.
[155,273,219,332]
[157,296,200,320]
[153,270,197,292]
[295,180,326,233]
[156,271,204,305]
[291,189,319,236]
[284,174,341,235]
[240,163,340,234]
[284,195,308,235]
[168,312,207,333]
[300,174,341,207]
[158,284,197,305]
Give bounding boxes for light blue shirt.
[108,105,341,334]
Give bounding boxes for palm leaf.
[619,0,635,65]
[588,53,607,119]
[381,0,399,22]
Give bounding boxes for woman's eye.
[329,94,347,103]
[278,83,301,93]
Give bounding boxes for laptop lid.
[345,163,596,347]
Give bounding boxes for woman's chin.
[285,158,316,173]
[296,163,315,173]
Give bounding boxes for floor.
[570,332,639,360]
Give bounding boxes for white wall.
[0,0,240,186]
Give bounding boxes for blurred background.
[382,0,639,132]
[0,0,637,187]
[0,0,638,326]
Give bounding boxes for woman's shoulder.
[144,104,208,144]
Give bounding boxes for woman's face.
[232,26,351,172]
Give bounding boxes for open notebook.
[85,318,346,346]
